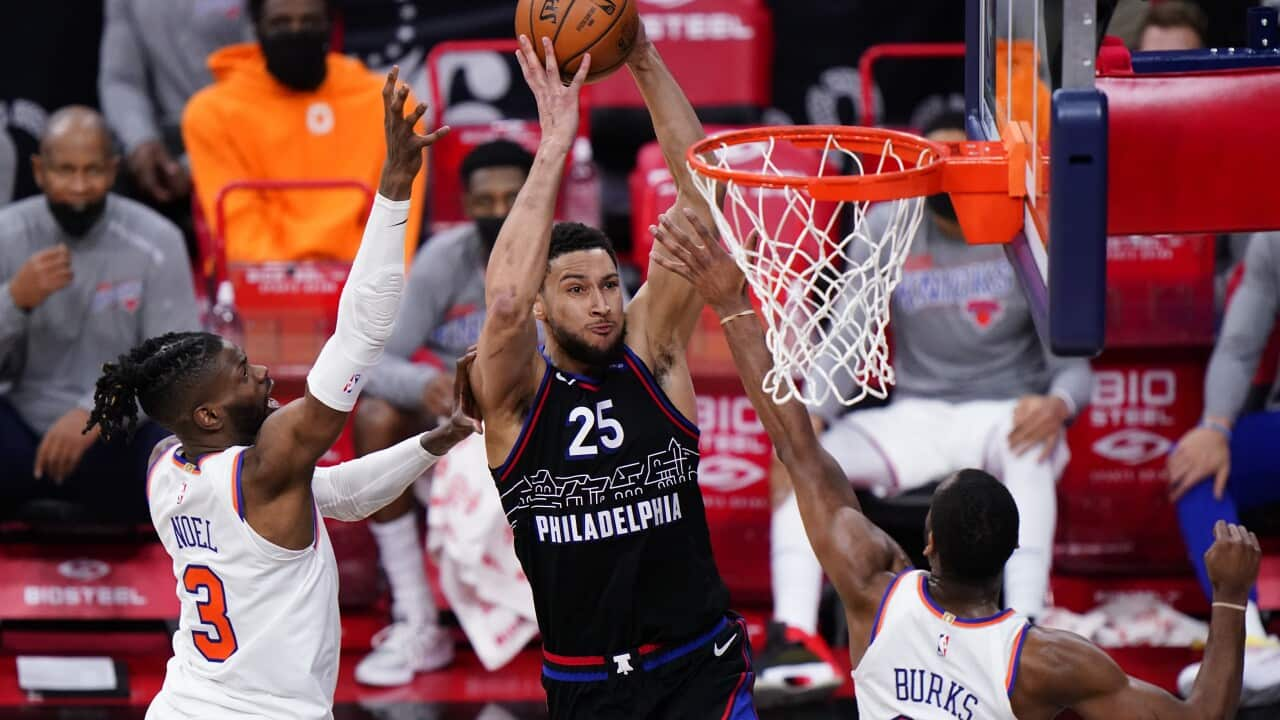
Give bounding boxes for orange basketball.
[515,0,640,84]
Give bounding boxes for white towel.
[426,434,539,670]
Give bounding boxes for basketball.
[514,0,640,84]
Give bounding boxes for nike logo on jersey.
[713,633,738,657]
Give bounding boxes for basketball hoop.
[685,124,1037,408]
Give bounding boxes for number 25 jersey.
[492,346,730,656]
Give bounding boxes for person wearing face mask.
[346,139,534,687]
[0,106,199,524]
[182,0,427,263]
[755,111,1094,708]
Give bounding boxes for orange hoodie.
[183,43,426,264]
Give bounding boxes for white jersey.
[144,444,340,720]
[853,570,1029,720]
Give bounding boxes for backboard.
[966,0,1109,356]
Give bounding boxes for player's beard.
[226,397,270,444]
[545,317,626,369]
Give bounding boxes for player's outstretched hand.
[420,349,482,455]
[379,66,450,197]
[650,207,752,314]
[1204,520,1261,606]
[515,35,588,148]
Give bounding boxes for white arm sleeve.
[312,434,441,521]
[307,193,412,411]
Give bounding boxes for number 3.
[567,400,625,458]
[182,564,238,662]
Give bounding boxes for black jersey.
[491,345,730,656]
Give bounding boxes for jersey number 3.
[182,564,239,662]
[566,400,625,458]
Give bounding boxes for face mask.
[260,30,328,91]
[926,193,958,223]
[474,216,507,251]
[47,197,107,237]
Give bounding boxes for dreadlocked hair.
[87,332,224,442]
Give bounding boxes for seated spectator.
[756,112,1094,706]
[99,0,251,256]
[0,107,199,524]
[351,139,534,687]
[1137,0,1207,51]
[1168,232,1280,707]
[183,0,426,263]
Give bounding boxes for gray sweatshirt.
[1204,233,1280,421]
[98,0,251,154]
[812,203,1094,421]
[0,195,200,434]
[365,224,488,410]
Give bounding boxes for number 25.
[567,400,624,458]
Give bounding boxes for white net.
[688,131,936,409]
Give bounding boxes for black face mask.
[474,215,507,251]
[47,197,107,237]
[260,30,328,91]
[926,193,958,223]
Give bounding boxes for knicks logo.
[964,298,1004,330]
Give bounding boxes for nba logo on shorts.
[936,633,950,658]
[343,374,361,393]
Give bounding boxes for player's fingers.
[382,67,397,100]
[743,228,761,257]
[1248,530,1262,553]
[650,251,689,277]
[514,39,538,87]
[570,53,591,89]
[403,100,428,128]
[682,207,718,247]
[419,125,451,147]
[652,223,697,265]
[540,37,560,81]
[1213,519,1228,541]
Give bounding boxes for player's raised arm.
[624,23,714,351]
[243,68,447,497]
[472,37,589,414]
[650,213,909,610]
[1015,521,1256,720]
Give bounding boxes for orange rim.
[686,123,1037,246]
[686,125,951,202]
